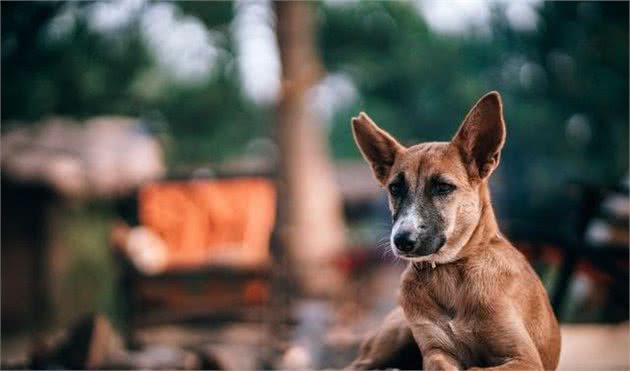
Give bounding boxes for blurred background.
[1,0,628,369]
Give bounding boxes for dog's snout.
[393,231,416,253]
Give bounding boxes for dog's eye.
[432,182,456,196]
[388,182,403,197]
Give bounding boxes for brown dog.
[348,92,561,370]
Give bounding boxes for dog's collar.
[412,260,437,274]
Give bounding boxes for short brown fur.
[348,92,561,370]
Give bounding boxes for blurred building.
[1,116,164,332]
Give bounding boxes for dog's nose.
[393,231,416,253]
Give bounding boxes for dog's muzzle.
[392,229,446,257]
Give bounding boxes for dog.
[348,92,561,370]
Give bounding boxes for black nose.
[393,231,416,253]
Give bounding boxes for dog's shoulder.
[464,237,516,275]
[456,237,535,300]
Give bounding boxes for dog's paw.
[345,358,374,370]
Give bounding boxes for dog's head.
[352,91,506,264]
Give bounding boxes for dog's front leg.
[402,307,464,371]
[406,323,463,371]
[469,305,545,371]
[422,349,461,371]
[468,358,542,371]
[347,307,422,370]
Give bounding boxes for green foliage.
[319,1,628,220]
[2,2,151,120]
[1,1,628,219]
[1,1,271,168]
[51,203,118,327]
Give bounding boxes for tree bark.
[275,1,346,296]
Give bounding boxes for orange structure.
[138,178,276,271]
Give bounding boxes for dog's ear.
[451,91,506,181]
[352,112,404,185]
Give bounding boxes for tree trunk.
[275,1,346,296]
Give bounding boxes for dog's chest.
[400,264,484,363]
[400,263,466,311]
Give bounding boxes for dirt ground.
[2,261,628,369]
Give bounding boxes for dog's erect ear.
[451,91,506,180]
[352,112,404,185]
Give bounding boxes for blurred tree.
[1,2,150,121]
[275,1,346,296]
[1,1,270,168]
